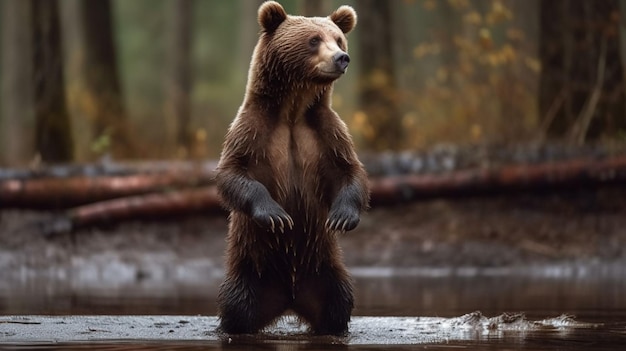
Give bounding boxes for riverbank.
[2,185,626,278]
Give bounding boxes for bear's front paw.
[251,199,294,233]
[326,203,360,232]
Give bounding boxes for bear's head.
[255,1,357,85]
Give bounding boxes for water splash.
[441,311,588,332]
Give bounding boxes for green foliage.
[90,129,112,156]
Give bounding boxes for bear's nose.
[333,52,350,73]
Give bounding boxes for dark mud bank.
[2,186,626,283]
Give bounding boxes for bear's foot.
[292,265,354,336]
[217,270,290,334]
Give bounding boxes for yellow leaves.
[195,128,207,142]
[453,36,476,55]
[352,111,376,142]
[422,0,437,11]
[506,28,525,42]
[413,42,441,59]
[452,0,512,23]
[464,11,482,26]
[499,44,516,62]
[470,124,482,141]
[448,0,470,10]
[402,112,418,129]
[479,28,493,50]
[342,0,540,150]
[366,69,392,90]
[458,60,475,77]
[483,44,516,67]
[333,93,344,109]
[486,0,513,25]
[524,57,541,73]
[436,67,449,83]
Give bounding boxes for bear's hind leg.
[217,274,260,334]
[292,265,354,335]
[218,269,289,334]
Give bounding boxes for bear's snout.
[333,52,350,73]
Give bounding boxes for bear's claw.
[251,197,293,233]
[265,213,293,233]
[325,209,359,232]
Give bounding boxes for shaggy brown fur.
[215,1,369,336]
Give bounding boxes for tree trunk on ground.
[165,0,193,157]
[539,0,626,143]
[31,0,74,163]
[78,0,131,158]
[1,0,35,166]
[5,154,626,211]
[41,186,223,236]
[33,154,626,235]
[357,0,403,151]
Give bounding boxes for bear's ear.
[329,5,357,34]
[258,1,287,33]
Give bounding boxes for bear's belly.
[265,123,322,205]
[247,124,329,277]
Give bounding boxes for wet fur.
[216,1,368,335]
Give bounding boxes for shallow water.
[2,265,626,349]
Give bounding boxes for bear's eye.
[309,37,321,47]
[337,38,343,47]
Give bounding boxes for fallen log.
[369,155,626,205]
[1,170,216,209]
[39,155,626,236]
[4,151,626,209]
[41,186,223,236]
[0,159,219,180]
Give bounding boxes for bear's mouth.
[317,66,346,79]
[320,69,344,76]
[314,70,344,84]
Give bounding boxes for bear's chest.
[271,122,320,174]
[263,122,321,199]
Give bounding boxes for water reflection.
[3,264,626,322]
[354,268,626,321]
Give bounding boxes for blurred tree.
[539,0,626,143]
[31,0,74,162]
[299,0,330,16]
[437,0,462,69]
[500,0,539,138]
[78,0,132,157]
[356,0,403,151]
[165,0,193,157]
[238,0,265,73]
[1,0,34,165]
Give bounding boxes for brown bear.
[215,1,369,336]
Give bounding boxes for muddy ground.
[1,184,625,277]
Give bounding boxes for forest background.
[1,0,625,166]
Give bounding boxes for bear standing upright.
[215,1,369,335]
